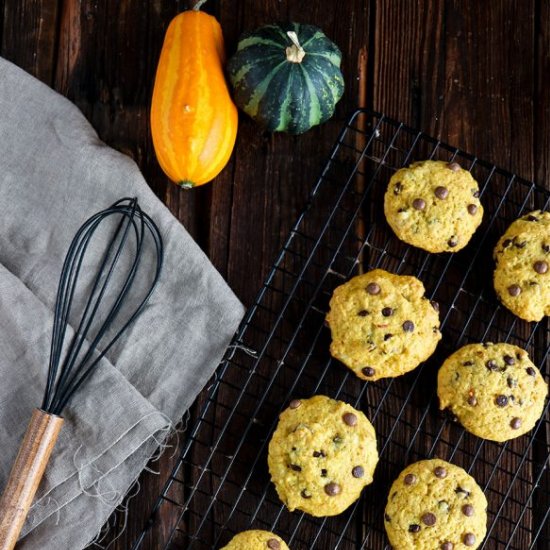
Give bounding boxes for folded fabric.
[0,57,245,549]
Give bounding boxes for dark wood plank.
[126,0,372,546]
[373,0,535,177]
[372,3,539,550]
[534,2,550,547]
[53,0,183,210]
[215,0,371,307]
[536,0,550,188]
[195,3,372,548]
[1,0,59,86]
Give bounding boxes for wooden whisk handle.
[0,409,63,550]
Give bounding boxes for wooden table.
[2,1,549,548]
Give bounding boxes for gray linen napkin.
[0,56,245,548]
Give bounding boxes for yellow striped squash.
[151,9,238,188]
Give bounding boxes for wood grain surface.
[1,1,548,549]
[0,410,63,550]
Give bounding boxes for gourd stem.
[179,180,195,189]
[193,0,209,11]
[286,31,306,63]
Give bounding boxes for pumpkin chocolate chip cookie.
[493,210,550,321]
[384,459,488,550]
[220,530,289,550]
[437,343,547,442]
[384,160,484,253]
[325,269,441,381]
[267,395,378,517]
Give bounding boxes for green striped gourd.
[227,22,345,134]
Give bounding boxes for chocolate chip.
[515,241,527,249]
[467,204,478,215]
[430,300,440,312]
[463,360,474,366]
[289,464,302,471]
[382,307,394,317]
[408,524,421,533]
[421,512,437,526]
[455,486,471,497]
[300,489,312,499]
[402,320,415,332]
[526,367,536,377]
[321,468,328,477]
[534,260,548,274]
[398,208,407,213]
[362,366,375,377]
[486,359,498,371]
[383,333,393,341]
[526,214,539,221]
[404,473,417,485]
[503,239,513,248]
[384,513,391,522]
[472,190,480,198]
[463,533,476,546]
[448,162,461,171]
[503,355,515,366]
[357,309,370,317]
[366,282,381,295]
[462,504,474,517]
[413,198,426,210]
[495,395,508,407]
[434,186,449,200]
[352,466,364,478]
[434,466,447,478]
[394,182,403,195]
[507,377,518,389]
[343,413,357,427]
[441,543,454,550]
[543,243,550,253]
[324,482,341,496]
[267,539,280,550]
[511,417,522,429]
[313,450,326,458]
[448,236,458,248]
[467,395,477,406]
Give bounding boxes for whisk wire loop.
[47,200,140,410]
[42,198,163,416]
[44,209,109,410]
[45,210,117,409]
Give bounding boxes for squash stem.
[193,0,209,11]
[286,31,306,63]
[179,180,195,189]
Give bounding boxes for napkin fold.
[0,57,244,549]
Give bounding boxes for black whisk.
[0,197,163,549]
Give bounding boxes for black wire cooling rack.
[134,110,550,550]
